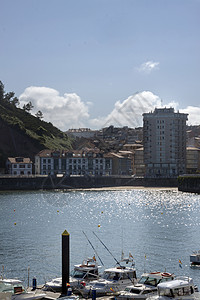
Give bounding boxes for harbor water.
[0,188,200,289]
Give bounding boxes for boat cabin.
[138,272,174,287]
[102,267,136,281]
[157,277,197,298]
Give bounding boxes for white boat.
[43,257,101,293]
[146,276,200,300]
[190,251,200,267]
[117,271,175,300]
[78,257,137,298]
[57,296,80,300]
[0,278,46,300]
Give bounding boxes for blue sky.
[1,0,200,130]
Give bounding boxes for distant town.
[5,107,200,178]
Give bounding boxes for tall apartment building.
[143,108,188,177]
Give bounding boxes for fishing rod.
[82,231,104,266]
[93,231,121,266]
[93,232,137,285]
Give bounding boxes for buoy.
[161,212,163,214]
[101,211,103,214]
[98,224,101,228]
[57,210,59,213]
[14,209,15,212]
[14,223,16,225]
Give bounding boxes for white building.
[6,157,33,175]
[143,108,188,177]
[35,149,113,176]
[66,128,98,139]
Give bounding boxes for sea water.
[0,188,200,288]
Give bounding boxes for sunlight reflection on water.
[0,189,200,288]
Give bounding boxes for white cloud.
[19,86,90,131]
[138,60,160,73]
[19,86,200,131]
[89,91,162,128]
[180,106,200,125]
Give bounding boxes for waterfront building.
[143,108,188,177]
[6,157,32,175]
[35,149,133,176]
[35,149,113,176]
[186,147,200,174]
[133,147,145,176]
[109,152,132,175]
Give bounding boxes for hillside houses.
[4,124,200,177]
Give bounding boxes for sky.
[1,0,200,131]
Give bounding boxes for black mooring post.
[62,230,70,295]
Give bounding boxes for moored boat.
[190,251,200,268]
[0,278,46,300]
[43,257,101,293]
[146,276,200,300]
[117,271,174,300]
[78,257,137,298]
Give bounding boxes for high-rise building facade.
[143,108,188,177]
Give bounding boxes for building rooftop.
[7,157,32,164]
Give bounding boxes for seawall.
[0,175,178,191]
[178,175,200,194]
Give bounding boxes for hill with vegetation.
[0,81,72,168]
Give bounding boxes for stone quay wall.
[0,175,178,191]
[178,175,200,194]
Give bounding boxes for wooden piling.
[62,230,70,295]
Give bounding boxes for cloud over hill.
[19,86,200,131]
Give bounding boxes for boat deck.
[27,286,115,300]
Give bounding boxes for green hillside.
[0,81,72,168]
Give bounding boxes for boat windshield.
[102,272,120,280]
[138,276,158,287]
[158,286,194,298]
[126,287,141,294]
[71,269,98,279]
[71,270,86,279]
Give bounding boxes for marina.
[0,188,200,298]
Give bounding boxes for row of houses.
[6,145,200,177]
[6,148,133,176]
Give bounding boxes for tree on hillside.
[35,110,44,120]
[0,81,5,101]
[0,80,19,106]
[11,97,19,106]
[23,101,34,113]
